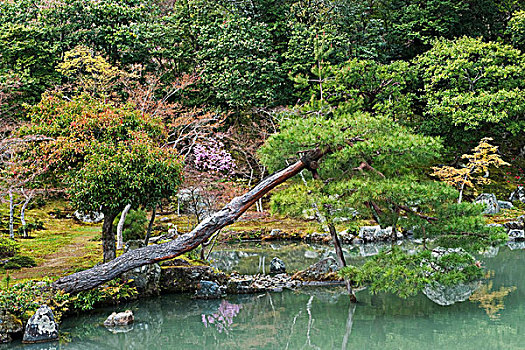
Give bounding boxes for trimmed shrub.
[0,238,20,258]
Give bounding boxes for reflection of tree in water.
[202,300,242,333]
[469,271,517,319]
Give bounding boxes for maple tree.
[431,138,509,203]
[16,93,184,262]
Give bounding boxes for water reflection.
[202,300,242,334]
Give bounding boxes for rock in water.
[509,185,525,203]
[103,310,134,327]
[292,257,339,281]
[423,281,480,306]
[22,305,58,343]
[358,225,395,242]
[0,308,23,343]
[475,193,500,214]
[270,257,286,274]
[195,280,222,299]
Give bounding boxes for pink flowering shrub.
[193,140,236,174]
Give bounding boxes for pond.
[5,242,524,350]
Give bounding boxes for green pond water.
[6,243,525,350]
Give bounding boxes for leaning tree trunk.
[52,149,328,293]
[102,212,118,263]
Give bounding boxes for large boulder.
[121,263,161,296]
[103,310,134,327]
[73,210,104,224]
[22,305,58,344]
[475,193,500,214]
[0,308,23,343]
[269,257,286,274]
[508,229,525,241]
[292,257,339,281]
[509,185,525,203]
[195,280,222,299]
[358,226,400,242]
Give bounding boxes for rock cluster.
[195,280,223,299]
[227,273,301,293]
[121,263,161,296]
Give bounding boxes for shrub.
[8,255,37,268]
[113,209,148,242]
[71,279,137,311]
[0,238,20,258]
[3,262,21,270]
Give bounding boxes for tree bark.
[8,190,14,239]
[144,205,156,246]
[328,223,357,302]
[116,204,132,250]
[53,149,328,293]
[20,194,32,238]
[102,212,118,263]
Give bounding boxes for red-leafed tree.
[16,93,184,262]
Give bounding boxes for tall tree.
[17,94,183,262]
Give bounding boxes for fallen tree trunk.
[52,149,328,293]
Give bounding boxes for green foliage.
[18,94,184,215]
[0,280,54,319]
[7,255,37,268]
[72,279,137,311]
[198,14,286,109]
[17,220,45,236]
[340,247,484,298]
[3,262,21,270]
[508,10,525,51]
[0,238,21,258]
[113,209,148,242]
[416,37,525,151]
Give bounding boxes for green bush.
[0,238,20,258]
[72,279,137,311]
[113,209,148,242]
[8,255,37,268]
[3,261,21,270]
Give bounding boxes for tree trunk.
[144,205,156,246]
[53,149,328,293]
[328,223,357,302]
[8,190,14,240]
[116,204,132,250]
[102,212,118,263]
[20,194,32,238]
